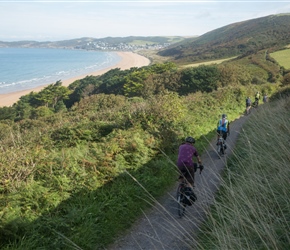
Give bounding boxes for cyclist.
[254,91,261,106]
[263,93,268,103]
[246,96,252,114]
[217,114,230,141]
[177,136,202,189]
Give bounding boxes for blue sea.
[0,48,121,94]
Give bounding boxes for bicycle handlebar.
[198,165,204,174]
[195,164,204,174]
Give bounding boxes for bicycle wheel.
[176,186,185,217]
[221,143,225,155]
[217,144,222,157]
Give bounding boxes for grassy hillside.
[157,13,290,63]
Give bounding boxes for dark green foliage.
[50,122,116,147]
[30,106,54,119]
[51,126,92,147]
[180,65,220,94]
[14,100,33,121]
[66,75,101,106]
[1,81,71,122]
[123,69,150,97]
[0,217,29,246]
[0,52,280,125]
[33,81,70,108]
[94,62,178,98]
[95,68,129,95]
[0,106,16,120]
[217,63,252,86]
[54,100,67,113]
[282,72,290,86]
[67,62,223,101]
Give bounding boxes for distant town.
[75,41,171,51]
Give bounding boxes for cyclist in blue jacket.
[217,114,230,141]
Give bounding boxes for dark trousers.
[217,130,228,141]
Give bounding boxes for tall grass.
[197,97,290,249]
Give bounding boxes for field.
[180,57,237,68]
[270,48,290,69]
[129,37,186,46]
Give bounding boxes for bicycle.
[176,164,203,218]
[216,133,227,157]
[252,99,259,108]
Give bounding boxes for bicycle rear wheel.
[217,142,225,157]
[176,186,185,217]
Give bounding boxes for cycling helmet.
[185,136,195,144]
[222,114,227,119]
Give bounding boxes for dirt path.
[108,113,250,250]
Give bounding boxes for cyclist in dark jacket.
[246,97,251,114]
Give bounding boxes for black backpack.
[181,187,197,206]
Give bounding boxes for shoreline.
[0,51,150,107]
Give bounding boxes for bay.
[0,48,121,94]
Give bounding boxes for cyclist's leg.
[222,131,227,141]
[184,166,197,203]
[183,166,195,189]
[216,130,221,144]
[248,104,251,113]
[222,132,227,152]
[178,166,187,183]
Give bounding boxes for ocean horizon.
[0,48,121,94]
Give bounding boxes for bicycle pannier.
[182,187,197,206]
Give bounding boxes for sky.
[1,0,290,42]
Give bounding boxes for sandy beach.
[0,51,150,107]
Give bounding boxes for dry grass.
[136,49,172,64]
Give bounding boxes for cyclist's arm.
[197,155,202,164]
